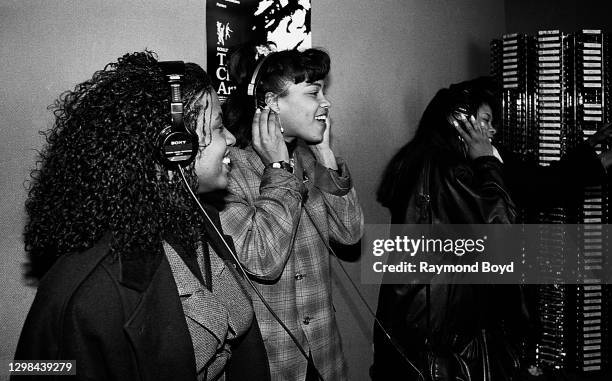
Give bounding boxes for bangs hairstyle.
[253,48,330,101]
[23,51,213,282]
[223,45,330,147]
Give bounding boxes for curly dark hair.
[24,51,213,281]
[222,43,330,147]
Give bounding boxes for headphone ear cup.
[157,60,196,168]
[156,125,198,167]
[256,96,266,110]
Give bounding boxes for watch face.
[268,161,293,173]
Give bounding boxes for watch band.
[266,160,294,174]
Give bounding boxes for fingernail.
[470,116,476,122]
[255,108,261,113]
[452,120,459,127]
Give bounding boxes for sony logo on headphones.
[170,140,186,145]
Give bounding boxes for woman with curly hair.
[220,43,363,380]
[13,51,270,381]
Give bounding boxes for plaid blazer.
[219,143,364,381]
[164,241,254,380]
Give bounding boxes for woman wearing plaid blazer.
[220,44,364,381]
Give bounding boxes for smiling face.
[275,80,331,143]
[193,90,236,193]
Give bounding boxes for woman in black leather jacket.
[371,76,612,381]
[371,81,522,381]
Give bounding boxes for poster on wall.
[206,0,312,102]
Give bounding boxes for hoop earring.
[274,111,284,133]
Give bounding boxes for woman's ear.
[264,92,280,113]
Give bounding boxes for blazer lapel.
[165,235,207,287]
[200,203,239,267]
[122,252,197,381]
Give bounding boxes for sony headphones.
[247,55,271,109]
[156,60,198,168]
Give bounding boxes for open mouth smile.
[222,152,231,166]
[314,110,328,123]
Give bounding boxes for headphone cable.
[177,166,325,381]
[301,206,425,381]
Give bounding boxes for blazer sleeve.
[311,157,364,245]
[219,149,307,281]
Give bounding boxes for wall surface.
[0,0,208,375]
[313,1,504,378]
[0,0,504,379]
[505,0,612,35]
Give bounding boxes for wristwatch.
[266,160,294,174]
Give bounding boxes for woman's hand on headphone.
[453,114,494,160]
[252,107,290,165]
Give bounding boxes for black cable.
[179,164,423,380]
[177,166,324,381]
[302,206,425,381]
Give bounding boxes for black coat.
[13,226,270,381]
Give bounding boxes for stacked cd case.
[573,30,609,374]
[535,30,574,370]
[490,29,611,377]
[499,33,538,162]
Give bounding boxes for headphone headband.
[159,61,186,130]
[247,54,271,101]
[156,60,198,168]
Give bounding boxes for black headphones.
[247,55,271,109]
[449,87,479,123]
[156,61,198,168]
